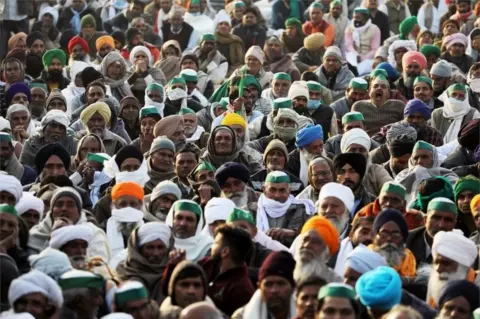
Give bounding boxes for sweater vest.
[161,22,194,51]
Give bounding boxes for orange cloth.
[302,21,335,47]
[301,216,339,255]
[96,35,115,51]
[368,245,416,277]
[112,182,144,201]
[354,199,425,230]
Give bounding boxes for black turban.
[81,67,103,87]
[439,280,480,311]
[35,143,71,173]
[215,162,251,188]
[115,145,144,169]
[26,31,45,48]
[333,153,367,180]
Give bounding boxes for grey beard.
[117,222,139,238]
[69,255,87,270]
[154,210,168,221]
[294,247,330,283]
[222,191,248,207]
[403,74,416,89]
[374,243,405,267]
[326,212,349,234]
[184,125,196,136]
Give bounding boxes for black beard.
[47,69,63,81]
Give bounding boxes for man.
[193,33,228,84]
[295,277,326,319]
[251,139,304,196]
[144,136,176,193]
[15,192,45,230]
[114,281,160,319]
[6,83,32,109]
[317,283,359,319]
[0,204,30,273]
[80,102,127,156]
[430,60,453,98]
[441,32,474,74]
[8,270,63,319]
[202,198,236,238]
[396,51,427,100]
[170,143,199,199]
[454,176,480,237]
[67,36,91,66]
[427,228,478,306]
[93,36,115,65]
[19,110,76,168]
[292,33,326,74]
[262,73,292,102]
[29,82,48,121]
[316,46,354,102]
[215,162,259,209]
[132,17,162,49]
[232,9,267,51]
[385,0,412,35]
[316,182,354,237]
[179,69,209,107]
[179,54,215,99]
[352,75,406,135]
[365,0,390,43]
[162,6,197,52]
[442,119,480,174]
[40,49,70,92]
[343,245,387,288]
[0,133,36,185]
[116,222,173,303]
[153,115,187,150]
[232,251,297,319]
[412,76,443,111]
[417,0,445,34]
[437,280,480,319]
[331,78,369,120]
[344,8,381,76]
[263,37,301,82]
[324,1,348,48]
[249,97,294,140]
[103,0,154,34]
[450,0,476,36]
[370,209,416,278]
[0,175,22,207]
[57,0,101,33]
[106,182,145,259]
[294,215,342,283]
[271,0,305,30]
[144,181,182,223]
[403,98,443,147]
[302,3,335,47]
[166,200,213,261]
[49,224,93,269]
[1,57,26,116]
[383,134,416,178]
[407,197,458,267]
[220,113,262,158]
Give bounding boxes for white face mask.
[446,97,467,113]
[111,207,144,222]
[469,79,480,93]
[167,88,188,101]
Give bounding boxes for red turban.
[301,216,339,255]
[68,36,90,55]
[402,51,427,70]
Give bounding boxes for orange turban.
[471,194,480,215]
[301,216,339,255]
[8,32,27,51]
[112,182,144,201]
[96,35,115,51]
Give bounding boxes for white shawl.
[241,289,296,319]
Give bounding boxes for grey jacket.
[316,65,355,102]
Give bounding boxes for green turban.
[454,176,480,203]
[43,49,67,69]
[399,16,418,40]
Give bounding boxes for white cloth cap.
[15,192,45,219]
[8,270,63,307]
[130,46,153,67]
[49,224,94,249]
[6,104,30,122]
[204,197,235,225]
[213,9,231,29]
[432,230,478,267]
[0,175,23,204]
[137,222,172,246]
[29,247,73,281]
[288,81,310,102]
[41,110,70,129]
[340,128,371,153]
[318,182,354,212]
[345,245,387,274]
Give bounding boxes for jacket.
[441,146,476,170]
[406,227,432,267]
[316,65,355,102]
[161,22,194,51]
[293,47,325,74]
[232,24,267,51]
[57,6,102,32]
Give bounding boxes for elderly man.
[396,51,428,100]
[116,222,172,302]
[316,46,354,102]
[180,108,208,149]
[6,103,39,145]
[343,245,387,288]
[220,113,262,160]
[8,270,63,318]
[29,82,48,121]
[262,73,292,101]
[293,216,342,283]
[0,175,22,207]
[0,133,36,185]
[286,124,325,186]
[317,284,359,319]
[144,181,182,223]
[153,114,187,150]
[421,45,442,73]
[263,37,301,81]
[302,3,335,46]
[215,162,259,209]
[232,251,297,319]
[292,33,326,74]
[402,99,443,147]
[15,192,45,230]
[453,176,480,237]
[19,110,76,168]
[441,33,474,74]
[165,200,213,261]
[0,204,30,273]
[193,33,228,84]
[352,75,406,135]
[103,0,154,33]
[331,78,368,120]
[427,228,478,307]
[114,281,160,319]
[429,60,453,98]
[249,97,296,140]
[49,224,93,269]
[161,6,197,51]
[432,83,480,144]
[41,49,70,91]
[144,136,176,193]
[437,280,480,319]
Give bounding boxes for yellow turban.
[80,102,112,126]
[96,35,115,51]
[471,194,480,215]
[221,113,246,130]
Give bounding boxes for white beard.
[300,149,316,164]
[325,212,350,235]
[374,243,405,268]
[221,191,249,208]
[294,247,330,283]
[427,265,469,305]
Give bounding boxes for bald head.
[179,302,223,319]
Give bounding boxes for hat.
[265,171,291,184]
[215,162,250,187]
[0,204,18,217]
[0,175,23,204]
[356,266,402,310]
[26,31,45,48]
[80,14,96,28]
[413,76,432,88]
[399,16,418,39]
[380,182,406,199]
[81,67,103,86]
[323,46,342,62]
[204,198,236,225]
[349,78,368,91]
[296,124,323,148]
[115,281,149,308]
[402,51,427,70]
[375,62,399,82]
[58,269,104,290]
[444,32,468,49]
[151,180,182,204]
[432,230,477,267]
[29,248,72,281]
[333,153,367,180]
[245,45,264,64]
[389,135,417,157]
[273,97,292,109]
[304,33,325,51]
[180,69,198,82]
[15,192,44,219]
[420,44,441,58]
[471,195,480,215]
[46,89,67,109]
[139,106,161,121]
[263,139,288,164]
[80,102,111,127]
[148,136,175,155]
[373,209,409,242]
[345,246,387,274]
[259,251,296,286]
[427,197,458,215]
[285,17,302,28]
[438,280,480,312]
[318,283,356,302]
[306,81,322,91]
[112,182,144,201]
[49,224,93,250]
[41,109,70,129]
[318,182,354,213]
[227,207,255,225]
[301,216,339,255]
[51,187,83,212]
[342,111,364,124]
[193,161,216,174]
[403,98,431,120]
[430,60,452,77]
[173,199,202,217]
[201,33,216,42]
[273,72,292,82]
[340,128,371,153]
[35,143,71,173]
[68,36,90,55]
[96,35,115,50]
[454,176,480,203]
[137,222,172,246]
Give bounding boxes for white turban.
[204,198,235,225]
[318,182,354,212]
[137,222,172,246]
[8,270,63,308]
[0,116,10,131]
[345,245,387,274]
[432,230,478,267]
[6,104,30,122]
[0,175,23,204]
[130,46,153,67]
[16,192,45,219]
[214,9,231,29]
[49,224,94,250]
[29,248,72,281]
[340,128,371,153]
[41,109,70,129]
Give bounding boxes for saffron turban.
[301,216,339,255]
[112,182,144,201]
[96,35,115,50]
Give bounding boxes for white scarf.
[254,230,289,252]
[298,150,311,186]
[442,97,471,144]
[256,194,316,232]
[190,88,209,107]
[106,207,144,259]
[241,290,297,319]
[186,125,205,142]
[333,237,354,276]
[352,19,372,48]
[89,171,112,206]
[103,157,150,187]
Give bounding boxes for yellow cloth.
[368,245,416,277]
[471,194,480,215]
[80,102,112,126]
[96,36,115,51]
[221,113,246,130]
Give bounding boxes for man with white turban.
[8,270,63,319]
[15,192,45,229]
[49,224,94,270]
[0,174,23,206]
[316,182,354,237]
[343,245,387,288]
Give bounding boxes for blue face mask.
[307,99,322,110]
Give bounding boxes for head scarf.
[8,270,63,308]
[0,175,23,204]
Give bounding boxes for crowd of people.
[0,0,480,318]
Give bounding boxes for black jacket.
[250,168,304,196]
[57,6,102,32]
[40,71,70,91]
[406,227,432,267]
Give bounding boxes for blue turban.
[6,82,32,106]
[356,266,402,310]
[295,124,323,148]
[403,98,431,120]
[345,246,387,274]
[375,62,399,82]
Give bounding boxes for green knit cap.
[43,49,67,68]
[380,181,406,199]
[273,72,291,82]
[349,78,368,90]
[454,176,480,202]
[169,77,187,87]
[29,82,48,93]
[427,197,457,215]
[399,16,418,39]
[227,208,255,225]
[447,83,467,95]
[139,106,161,120]
[273,97,292,109]
[414,76,432,88]
[179,107,196,116]
[81,14,96,28]
[0,132,12,143]
[413,140,433,153]
[420,44,441,58]
[174,200,202,217]
[318,283,356,301]
[307,81,322,91]
[0,204,18,217]
[265,171,291,183]
[58,270,104,290]
[341,111,364,124]
[87,153,110,165]
[202,33,216,42]
[115,281,149,308]
[194,161,216,174]
[285,17,302,28]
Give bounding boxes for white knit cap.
[432,230,478,267]
[0,175,23,204]
[323,46,343,62]
[214,9,231,29]
[15,192,45,219]
[130,45,153,66]
[49,224,94,250]
[245,45,265,65]
[41,110,70,129]
[318,182,354,212]
[137,222,172,246]
[204,198,235,225]
[340,128,371,153]
[288,81,310,102]
[8,270,64,307]
[151,180,182,203]
[6,104,30,122]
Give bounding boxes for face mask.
[111,207,144,223]
[167,88,187,101]
[274,126,297,141]
[307,99,322,110]
[447,97,466,112]
[469,79,480,93]
[353,20,363,28]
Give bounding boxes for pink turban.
[402,51,427,70]
[443,33,468,50]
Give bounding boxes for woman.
[100,52,133,103]
[467,28,480,62]
[214,10,245,76]
[281,18,305,54]
[153,40,182,82]
[119,96,141,141]
[31,7,61,50]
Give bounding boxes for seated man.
[343,245,386,288]
[261,72,292,102]
[292,33,326,74]
[296,156,333,204]
[382,134,416,178]
[395,51,428,100]
[302,3,335,46]
[5,102,37,145]
[0,132,36,185]
[144,180,182,222]
[49,224,93,269]
[330,78,368,120]
[215,162,259,210]
[114,281,160,319]
[193,33,229,84]
[171,143,200,199]
[316,182,354,236]
[413,76,443,110]
[15,192,45,230]
[180,108,208,149]
[403,98,443,146]
[145,136,176,194]
[453,176,480,237]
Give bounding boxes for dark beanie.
[458,119,480,151]
[215,162,250,188]
[373,209,409,242]
[259,251,296,286]
[388,136,416,157]
[35,143,71,173]
[333,153,367,180]
[439,280,480,311]
[112,30,126,47]
[115,145,144,168]
[81,67,103,87]
[27,31,45,47]
[126,27,142,43]
[180,53,199,68]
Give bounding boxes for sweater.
[161,22,195,51]
[302,20,335,47]
[351,99,405,135]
